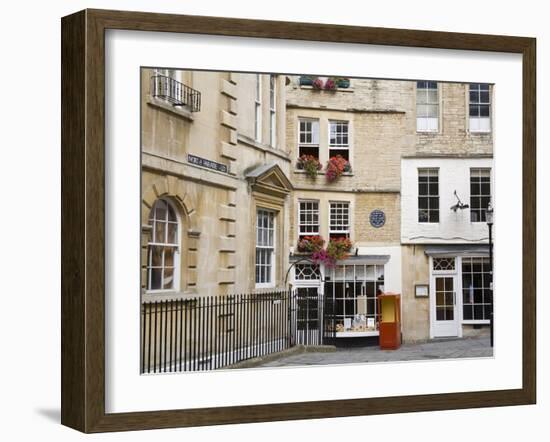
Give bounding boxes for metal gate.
[292,287,335,346]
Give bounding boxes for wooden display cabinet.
[377,292,402,350]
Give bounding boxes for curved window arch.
[146,198,181,292]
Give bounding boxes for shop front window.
[462,257,492,321]
[325,264,385,334]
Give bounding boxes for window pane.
[155,220,166,243]
[154,199,167,220]
[427,90,438,103]
[149,268,162,290]
[429,197,439,210]
[480,105,490,117]
[427,104,438,117]
[167,222,177,244]
[417,104,428,117]
[163,267,174,289]
[167,204,177,222]
[150,246,162,267]
[164,247,174,267]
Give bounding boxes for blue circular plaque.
[369,209,386,228]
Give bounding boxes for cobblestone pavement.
[258,336,492,367]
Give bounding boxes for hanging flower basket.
[325,155,352,182]
[311,238,353,267]
[312,249,336,268]
[297,154,322,178]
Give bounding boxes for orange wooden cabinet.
[377,292,402,350]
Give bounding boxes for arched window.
[146,198,180,292]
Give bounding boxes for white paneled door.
[431,275,460,337]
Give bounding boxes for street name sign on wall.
[187,154,228,173]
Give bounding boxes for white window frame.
[468,83,491,133]
[328,120,350,160]
[255,209,276,288]
[329,201,350,240]
[470,168,492,223]
[298,200,320,240]
[146,198,181,294]
[416,81,439,132]
[418,168,440,223]
[254,74,262,142]
[297,118,320,161]
[269,75,276,147]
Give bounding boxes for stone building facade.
[141,69,494,346]
[141,69,292,301]
[400,81,494,342]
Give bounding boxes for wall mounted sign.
[369,209,386,228]
[415,284,429,298]
[187,154,228,173]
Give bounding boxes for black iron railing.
[150,74,201,112]
[140,290,336,374]
[141,291,293,373]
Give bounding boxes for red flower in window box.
[297,154,322,179]
[325,155,351,182]
[310,238,353,267]
[312,77,324,90]
[324,78,336,90]
[297,235,325,254]
[327,237,353,260]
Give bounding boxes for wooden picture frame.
[61,8,536,433]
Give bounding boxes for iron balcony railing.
[150,74,201,112]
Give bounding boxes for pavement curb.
[226,344,336,369]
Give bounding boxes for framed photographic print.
[61,9,536,433]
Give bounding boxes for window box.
[297,235,325,254]
[326,155,352,183]
[296,154,322,178]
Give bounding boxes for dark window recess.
[329,149,349,161]
[298,145,319,160]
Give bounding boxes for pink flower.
[312,78,324,89]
